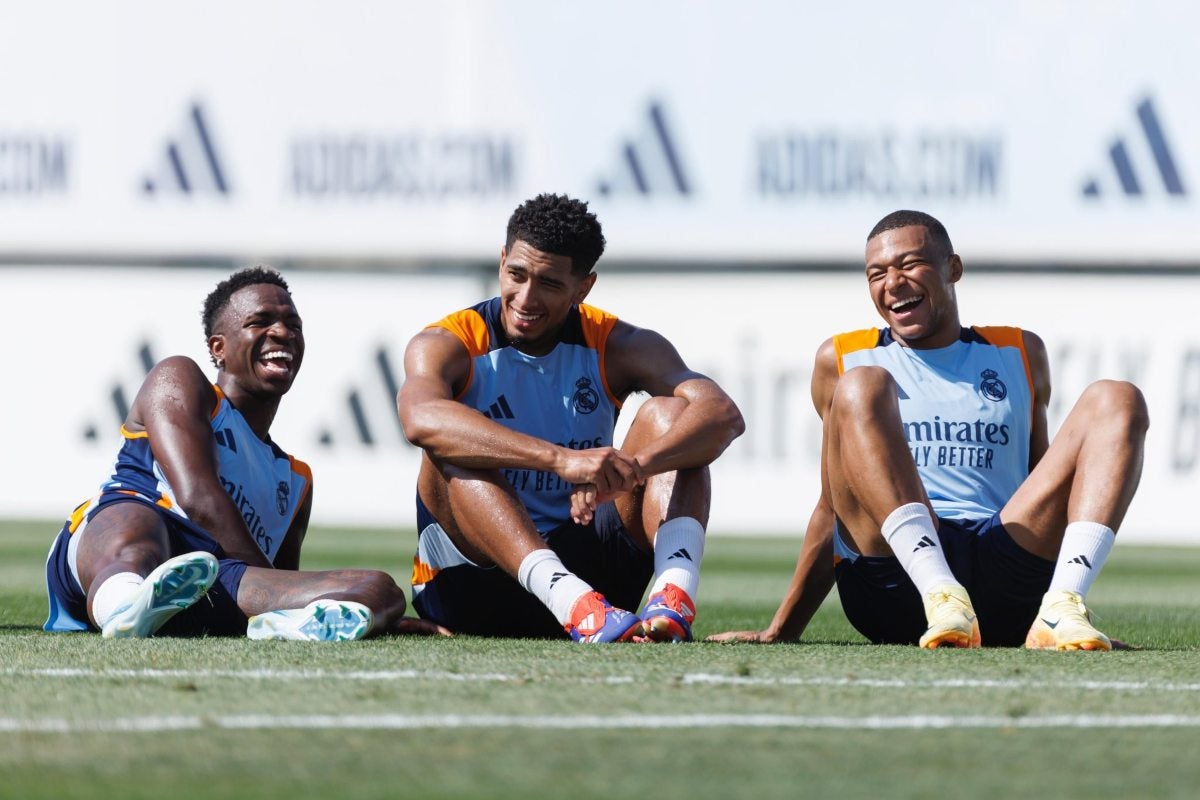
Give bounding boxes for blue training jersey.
[835,326,1033,521]
[66,385,311,563]
[429,298,621,532]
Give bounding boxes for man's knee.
[353,570,408,617]
[629,396,689,438]
[1080,380,1150,435]
[830,366,898,415]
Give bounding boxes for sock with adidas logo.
[648,516,704,608]
[881,503,961,596]
[517,548,593,626]
[1047,521,1115,598]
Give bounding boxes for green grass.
[2,519,1200,799]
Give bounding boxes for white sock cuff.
[1064,520,1117,547]
[881,503,934,545]
[91,571,143,628]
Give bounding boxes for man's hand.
[557,446,644,494]
[393,617,453,637]
[705,629,782,644]
[559,447,644,524]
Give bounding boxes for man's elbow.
[719,397,747,442]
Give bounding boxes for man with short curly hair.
[44,268,447,641]
[399,193,745,642]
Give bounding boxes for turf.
[2,520,1199,799]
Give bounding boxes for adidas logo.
[214,428,239,452]
[668,548,693,562]
[596,100,692,198]
[142,101,231,197]
[549,572,567,588]
[482,395,515,420]
[1082,96,1186,199]
[912,535,937,552]
[1068,555,1093,569]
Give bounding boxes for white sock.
[517,549,593,626]
[881,503,960,596]
[649,516,705,603]
[1048,521,1116,598]
[91,572,143,628]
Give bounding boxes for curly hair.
[202,266,291,338]
[867,210,954,260]
[505,193,606,275]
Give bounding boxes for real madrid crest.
[572,376,600,414]
[979,368,1007,402]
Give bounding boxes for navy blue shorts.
[44,495,250,636]
[834,513,1055,647]
[412,502,653,638]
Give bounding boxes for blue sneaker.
[564,592,642,643]
[247,599,374,642]
[101,552,219,639]
[640,583,695,643]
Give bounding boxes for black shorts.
[834,513,1055,647]
[44,494,250,636]
[412,502,653,638]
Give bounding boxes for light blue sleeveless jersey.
[75,386,312,563]
[836,326,1033,521]
[430,297,621,532]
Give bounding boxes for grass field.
[2,519,1199,800]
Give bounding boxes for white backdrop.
[0,1,1198,263]
[2,266,1194,543]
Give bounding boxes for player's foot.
[1024,590,1111,651]
[247,599,374,642]
[919,585,981,649]
[101,552,219,639]
[564,591,642,643]
[639,583,695,643]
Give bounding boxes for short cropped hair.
[867,210,954,260]
[202,266,290,337]
[505,193,606,276]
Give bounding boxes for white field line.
[5,668,1200,693]
[3,713,1200,733]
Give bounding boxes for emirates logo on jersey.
[979,369,1008,402]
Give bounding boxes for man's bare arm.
[606,323,745,475]
[134,356,272,568]
[398,328,643,494]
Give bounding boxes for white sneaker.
[101,552,220,639]
[1025,590,1112,651]
[918,585,982,649]
[247,599,374,642]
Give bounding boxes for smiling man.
[398,193,744,642]
[709,209,1149,650]
[44,268,446,641]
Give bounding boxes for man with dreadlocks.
[45,267,447,640]
[398,193,744,642]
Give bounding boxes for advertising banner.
[0,2,1197,263]
[2,266,1194,544]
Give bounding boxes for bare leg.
[417,454,547,575]
[1001,380,1148,558]
[823,366,934,555]
[74,502,172,625]
[823,366,976,648]
[616,397,711,641]
[238,566,444,636]
[614,396,711,548]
